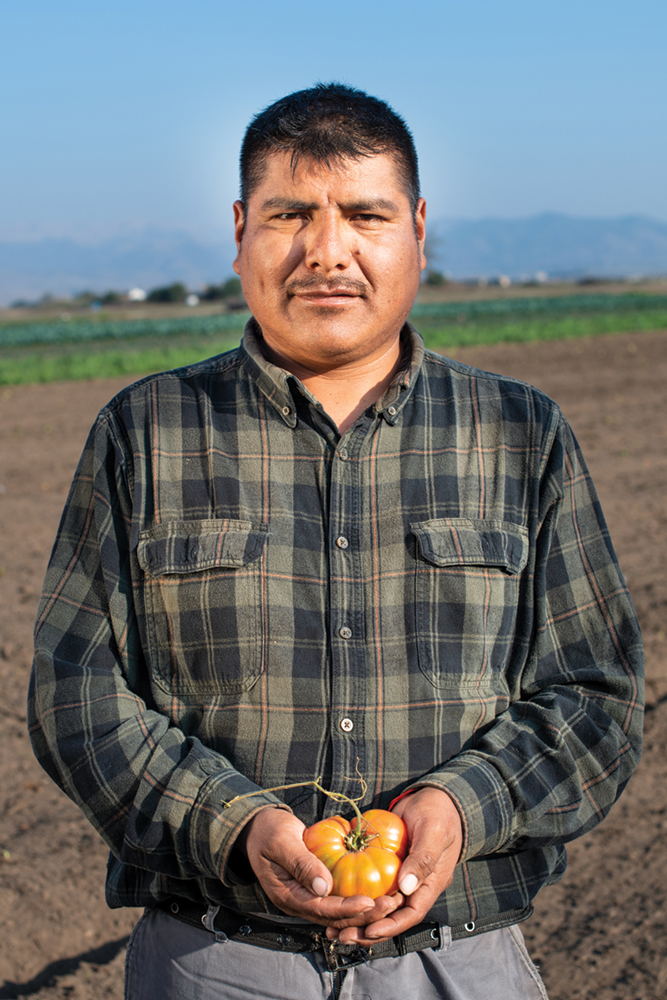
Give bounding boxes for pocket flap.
[411,518,528,575]
[137,519,268,576]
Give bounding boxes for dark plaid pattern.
[29,321,643,926]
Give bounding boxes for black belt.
[155,896,532,973]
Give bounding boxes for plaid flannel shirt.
[29,321,643,926]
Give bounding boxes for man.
[29,84,643,1000]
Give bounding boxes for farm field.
[3,282,667,386]
[0,326,666,999]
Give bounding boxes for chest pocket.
[137,519,268,695]
[411,518,528,689]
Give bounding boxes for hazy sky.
[1,0,665,244]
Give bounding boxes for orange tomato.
[303,809,408,899]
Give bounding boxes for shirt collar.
[239,315,425,428]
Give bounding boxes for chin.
[309,304,357,318]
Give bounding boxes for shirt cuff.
[405,754,514,861]
[187,766,292,885]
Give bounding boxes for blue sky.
[1,0,665,244]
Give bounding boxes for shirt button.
[387,406,397,416]
[282,405,291,416]
[338,447,348,460]
[338,626,352,639]
[340,717,354,733]
[336,536,349,549]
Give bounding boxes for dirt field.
[1,328,665,999]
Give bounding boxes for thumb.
[286,839,333,897]
[274,837,333,896]
[396,817,460,896]
[396,840,439,896]
[392,787,464,896]
[244,809,333,897]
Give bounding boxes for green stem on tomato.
[311,777,366,828]
[221,773,369,828]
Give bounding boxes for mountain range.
[429,214,667,280]
[1,214,667,305]
[0,228,235,306]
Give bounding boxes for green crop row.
[417,308,667,351]
[0,333,244,386]
[2,304,666,387]
[0,310,250,349]
[3,292,667,350]
[409,292,667,322]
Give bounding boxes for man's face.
[233,151,426,373]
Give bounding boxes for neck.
[261,335,403,434]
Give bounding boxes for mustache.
[285,276,368,296]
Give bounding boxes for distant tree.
[423,226,446,273]
[200,277,243,301]
[101,290,122,304]
[200,283,224,301]
[221,277,242,297]
[147,282,188,303]
[425,270,447,286]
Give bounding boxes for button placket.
[328,432,366,805]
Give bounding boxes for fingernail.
[312,876,329,897]
[399,873,418,895]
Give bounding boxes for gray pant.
[124,907,549,1000]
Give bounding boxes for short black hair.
[239,83,420,212]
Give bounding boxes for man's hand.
[240,808,401,927]
[326,787,463,945]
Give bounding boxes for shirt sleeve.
[28,410,289,887]
[407,413,644,861]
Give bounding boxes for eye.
[352,213,385,226]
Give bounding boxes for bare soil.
[1,328,665,999]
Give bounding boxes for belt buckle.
[321,937,373,973]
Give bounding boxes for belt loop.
[436,923,452,952]
[202,904,224,939]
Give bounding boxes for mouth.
[295,290,360,305]
[286,280,367,307]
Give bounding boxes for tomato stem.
[311,778,366,827]
[221,772,369,827]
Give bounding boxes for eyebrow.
[260,197,399,213]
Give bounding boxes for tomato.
[351,809,409,858]
[303,808,408,899]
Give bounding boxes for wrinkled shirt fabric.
[29,320,644,926]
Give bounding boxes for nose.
[304,212,353,272]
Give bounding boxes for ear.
[415,198,427,273]
[232,201,245,275]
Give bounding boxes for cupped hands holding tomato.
[303,808,408,899]
[325,787,464,946]
[238,785,463,945]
